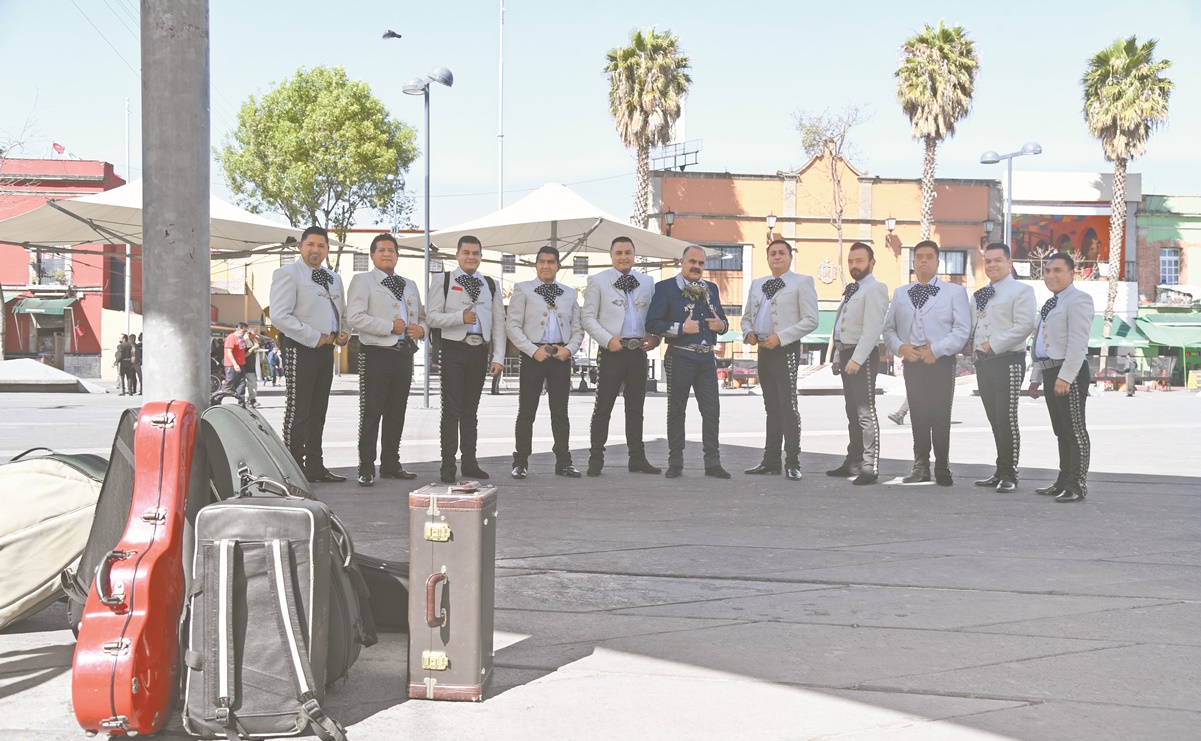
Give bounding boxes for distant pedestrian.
[239,329,262,407]
[267,345,283,386]
[888,399,909,426]
[114,334,137,396]
[133,333,143,395]
[1123,352,1138,396]
[222,323,249,399]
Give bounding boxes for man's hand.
[980,340,992,354]
[744,332,758,346]
[463,307,477,325]
[705,317,724,332]
[554,346,571,361]
[682,318,700,335]
[1054,378,1071,396]
[316,333,331,347]
[533,345,550,363]
[392,318,406,335]
[845,360,862,375]
[1028,382,1041,400]
[335,332,349,346]
[640,335,660,351]
[920,346,937,364]
[607,337,623,352]
[489,362,503,377]
[899,344,920,363]
[760,333,781,350]
[405,322,424,340]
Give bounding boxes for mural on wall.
[1011,213,1116,280]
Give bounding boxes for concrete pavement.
[0,380,1198,739]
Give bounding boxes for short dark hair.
[300,225,328,244]
[610,236,635,252]
[1048,252,1076,270]
[849,242,874,260]
[457,235,482,252]
[370,233,399,253]
[914,240,940,258]
[236,322,249,330]
[536,245,561,263]
[767,238,793,255]
[681,244,706,261]
[984,242,1011,258]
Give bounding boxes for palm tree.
[605,28,691,229]
[1082,36,1173,337]
[895,21,979,240]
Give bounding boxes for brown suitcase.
[408,481,497,702]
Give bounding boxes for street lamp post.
[980,142,1042,248]
[399,64,453,409]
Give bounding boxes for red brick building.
[0,159,132,377]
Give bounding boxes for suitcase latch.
[101,639,131,655]
[421,651,449,671]
[423,522,451,542]
[140,508,167,524]
[149,413,176,428]
[99,716,130,731]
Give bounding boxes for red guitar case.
[71,400,197,736]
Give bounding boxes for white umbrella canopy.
[393,182,701,260]
[0,178,325,253]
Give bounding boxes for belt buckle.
[464,334,485,347]
[621,338,643,351]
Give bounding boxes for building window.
[721,304,743,318]
[1160,248,1181,285]
[909,249,967,276]
[107,255,126,311]
[280,253,297,267]
[502,254,516,274]
[353,253,369,272]
[704,245,743,271]
[573,256,588,276]
[34,251,69,284]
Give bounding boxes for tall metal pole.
[498,0,504,211]
[141,0,210,409]
[1004,156,1014,247]
[422,86,432,409]
[124,98,132,336]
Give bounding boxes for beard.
[849,267,868,281]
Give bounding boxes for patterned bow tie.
[1040,295,1058,320]
[973,285,995,312]
[614,273,639,293]
[311,268,332,291]
[534,282,563,308]
[455,273,483,302]
[382,274,406,302]
[762,277,785,300]
[841,282,860,302]
[909,281,940,310]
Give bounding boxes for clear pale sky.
[2,0,1198,231]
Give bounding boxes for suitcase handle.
[9,446,55,462]
[95,549,129,608]
[425,573,447,628]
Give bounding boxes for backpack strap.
[212,539,248,741]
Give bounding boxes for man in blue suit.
[647,245,731,479]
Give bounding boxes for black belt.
[973,350,1024,363]
[667,343,713,354]
[365,340,416,354]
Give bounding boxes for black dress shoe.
[902,470,931,484]
[974,475,1001,487]
[665,467,683,479]
[935,470,953,487]
[306,469,347,483]
[852,472,878,485]
[705,466,732,479]
[995,479,1017,493]
[628,461,662,475]
[461,464,490,480]
[1035,484,1063,496]
[379,466,418,480]
[511,466,527,479]
[785,467,802,481]
[744,463,782,475]
[357,473,374,487]
[440,467,456,484]
[586,465,602,477]
[1054,490,1085,503]
[556,465,583,478]
[826,463,861,477]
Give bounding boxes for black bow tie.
[534,282,563,308]
[973,285,995,312]
[311,268,332,290]
[841,282,860,302]
[762,277,785,300]
[614,273,639,293]
[1040,295,1058,320]
[455,273,483,302]
[382,274,406,302]
[909,282,940,309]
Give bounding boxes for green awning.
[1135,316,1201,348]
[1089,316,1149,348]
[717,329,742,343]
[11,297,78,316]
[802,310,838,344]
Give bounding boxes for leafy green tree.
[217,66,418,256]
[1082,36,1173,336]
[895,21,979,240]
[605,28,691,229]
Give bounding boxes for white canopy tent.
[0,178,331,254]
[393,182,703,261]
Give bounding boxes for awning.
[802,310,838,344]
[11,297,78,316]
[1135,316,1201,348]
[1089,316,1149,348]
